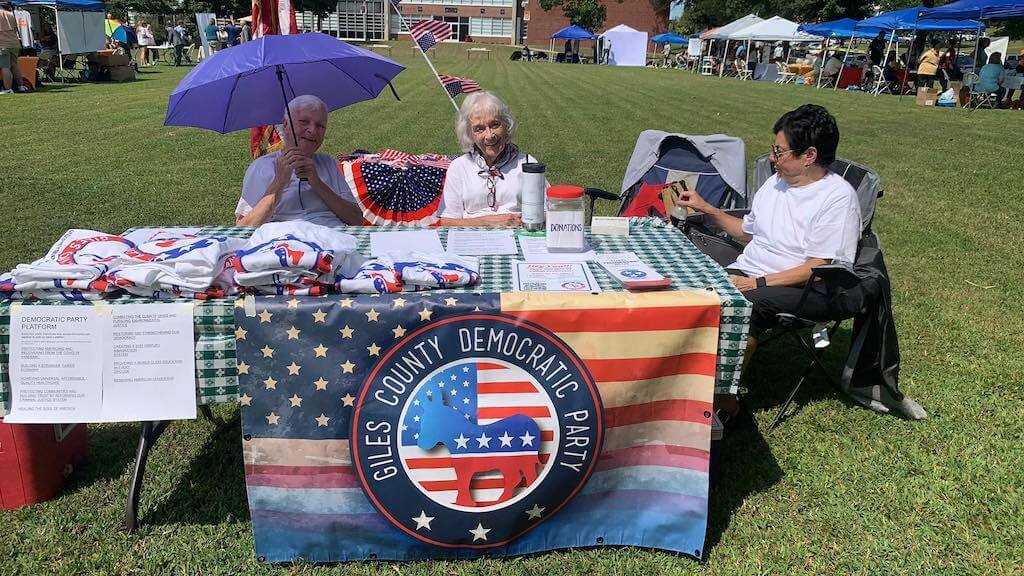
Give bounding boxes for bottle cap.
[522,162,546,174]
[546,185,585,199]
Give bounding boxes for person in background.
[773,43,784,63]
[226,18,241,47]
[675,104,860,419]
[735,42,746,63]
[972,37,990,70]
[204,18,220,53]
[236,95,362,227]
[0,2,24,94]
[137,21,154,67]
[821,51,843,84]
[662,42,672,67]
[937,37,959,90]
[169,22,188,66]
[869,30,886,68]
[438,91,542,227]
[916,39,941,89]
[38,21,59,79]
[976,51,1006,103]
[240,18,252,43]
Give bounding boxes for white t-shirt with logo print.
[729,172,861,277]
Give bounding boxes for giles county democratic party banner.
[236,291,719,562]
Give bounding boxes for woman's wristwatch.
[756,276,767,289]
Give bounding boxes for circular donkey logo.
[351,314,602,548]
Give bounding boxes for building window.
[469,16,512,38]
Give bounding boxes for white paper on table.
[594,252,668,283]
[511,261,602,292]
[445,229,519,256]
[5,304,105,423]
[517,235,596,263]
[370,230,444,257]
[101,303,197,422]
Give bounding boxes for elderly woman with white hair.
[438,91,543,227]
[236,95,362,226]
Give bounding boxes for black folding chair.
[678,156,918,428]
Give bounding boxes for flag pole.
[389,0,460,113]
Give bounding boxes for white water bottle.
[521,162,547,232]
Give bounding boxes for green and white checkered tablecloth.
[0,219,749,417]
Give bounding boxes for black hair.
[772,104,839,167]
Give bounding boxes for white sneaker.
[17,86,28,93]
[0,89,13,94]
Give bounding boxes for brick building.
[384,0,669,45]
[521,0,669,43]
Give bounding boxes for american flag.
[399,360,553,506]
[238,291,721,561]
[439,74,481,98]
[409,18,452,52]
[376,149,416,167]
[340,158,445,225]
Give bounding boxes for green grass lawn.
[1,44,1022,575]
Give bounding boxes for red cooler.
[0,422,89,509]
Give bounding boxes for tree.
[297,0,337,32]
[539,0,615,32]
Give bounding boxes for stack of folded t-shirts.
[336,252,479,294]
[230,221,364,296]
[105,231,247,299]
[0,229,134,301]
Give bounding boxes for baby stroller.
[584,130,749,266]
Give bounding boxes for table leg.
[124,420,171,534]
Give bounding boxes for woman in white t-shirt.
[438,91,540,227]
[137,22,155,67]
[676,105,861,411]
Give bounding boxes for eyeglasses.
[486,170,498,209]
[769,145,795,159]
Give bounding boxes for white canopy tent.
[702,14,764,77]
[728,16,819,80]
[728,16,818,42]
[599,24,648,67]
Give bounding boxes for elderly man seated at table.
[438,91,543,227]
[820,51,844,83]
[676,104,860,412]
[236,95,362,226]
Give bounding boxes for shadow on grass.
[745,326,858,422]
[144,409,250,527]
[60,423,143,494]
[704,326,856,557]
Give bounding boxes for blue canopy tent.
[858,6,985,96]
[798,18,884,40]
[12,0,107,81]
[549,24,597,63]
[920,0,1024,20]
[799,19,894,91]
[858,6,983,30]
[11,0,104,8]
[651,32,688,44]
[550,24,598,40]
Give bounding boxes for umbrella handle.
[276,65,308,184]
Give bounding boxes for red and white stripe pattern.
[398,361,556,509]
[409,18,452,51]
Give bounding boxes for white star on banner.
[499,431,514,447]
[526,504,545,519]
[412,511,434,530]
[476,433,491,448]
[454,434,469,449]
[469,523,491,541]
[520,431,535,447]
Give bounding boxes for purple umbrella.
[164,33,405,134]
